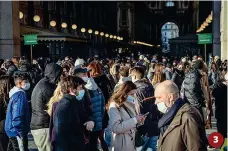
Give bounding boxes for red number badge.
[208,132,224,148]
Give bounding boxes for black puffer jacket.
[30,63,62,130]
[171,69,185,89]
[134,79,160,137]
[181,69,205,109]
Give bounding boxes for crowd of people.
[0,54,227,151]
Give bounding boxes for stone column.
[212,1,221,57]
[220,1,227,60]
[0,1,21,59]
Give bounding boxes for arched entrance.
[161,22,179,53]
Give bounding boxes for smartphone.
[143,112,150,117]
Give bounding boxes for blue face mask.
[76,89,85,101]
[127,95,135,103]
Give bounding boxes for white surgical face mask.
[22,82,30,91]
[81,76,89,83]
[157,102,168,114]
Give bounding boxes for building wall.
[19,2,118,35]
[220,1,227,60]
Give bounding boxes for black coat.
[54,94,89,151]
[181,69,205,109]
[0,101,7,133]
[212,82,227,120]
[212,82,227,138]
[134,79,160,137]
[30,63,62,130]
[171,69,185,90]
[93,74,112,103]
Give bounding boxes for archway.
[161,22,179,53]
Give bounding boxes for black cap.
[73,67,91,75]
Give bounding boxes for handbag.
[122,106,145,147]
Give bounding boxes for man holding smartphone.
[130,66,161,151]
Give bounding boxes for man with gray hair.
[154,80,207,151]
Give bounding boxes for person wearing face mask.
[5,73,31,151]
[53,76,94,151]
[155,80,207,151]
[74,67,108,151]
[107,81,146,151]
[114,66,131,92]
[130,66,160,151]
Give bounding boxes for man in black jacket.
[30,63,62,151]
[130,66,160,151]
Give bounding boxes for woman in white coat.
[108,81,146,151]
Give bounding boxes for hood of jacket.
[85,77,98,90]
[44,63,62,84]
[9,86,25,98]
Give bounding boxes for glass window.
[166,1,174,7]
[122,9,128,26]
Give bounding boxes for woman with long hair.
[151,63,165,87]
[47,83,63,115]
[47,82,63,151]
[107,81,146,151]
[0,76,14,151]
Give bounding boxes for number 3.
[213,136,218,143]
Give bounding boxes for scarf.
[158,98,186,135]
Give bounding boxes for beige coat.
[108,101,138,151]
[157,103,208,151]
[200,71,213,116]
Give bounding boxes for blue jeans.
[142,136,158,151]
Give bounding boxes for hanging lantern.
[100,32,104,36]
[110,35,113,38]
[81,28,86,33]
[200,24,205,29]
[105,34,109,37]
[19,11,23,19]
[95,31,99,35]
[61,22,67,28]
[208,14,212,20]
[88,29,93,34]
[72,24,77,30]
[33,15,40,22]
[206,17,212,23]
[203,21,209,26]
[113,35,117,39]
[50,21,56,27]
